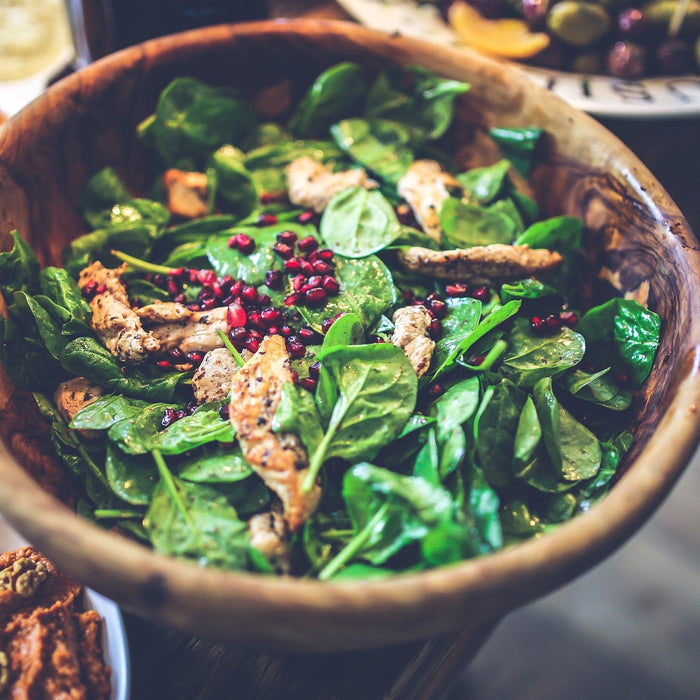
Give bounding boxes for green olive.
[642,0,700,36]
[547,2,612,47]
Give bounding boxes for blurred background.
[0,1,698,698]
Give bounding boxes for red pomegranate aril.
[279,324,293,338]
[187,302,201,312]
[429,318,442,339]
[197,269,217,286]
[218,403,230,420]
[429,299,448,319]
[186,351,204,364]
[312,260,333,275]
[152,274,166,288]
[445,283,469,297]
[318,249,334,262]
[227,235,238,249]
[264,269,283,289]
[426,292,442,303]
[81,280,98,300]
[187,269,199,283]
[277,230,298,246]
[273,242,294,259]
[299,259,315,276]
[300,377,318,392]
[261,307,283,325]
[292,274,306,292]
[560,310,578,327]
[169,267,185,278]
[247,328,264,341]
[167,279,179,296]
[258,293,271,305]
[245,337,261,353]
[257,213,278,226]
[297,235,318,253]
[299,283,314,294]
[200,297,218,311]
[220,274,234,290]
[298,327,319,344]
[267,325,279,335]
[469,354,487,366]
[471,286,489,303]
[240,285,258,304]
[307,275,323,288]
[284,292,302,307]
[287,338,306,358]
[175,408,187,420]
[530,316,546,333]
[235,234,255,255]
[156,359,172,370]
[247,311,264,330]
[228,326,248,349]
[309,361,321,379]
[307,250,319,263]
[427,383,443,398]
[173,293,186,304]
[95,283,107,295]
[290,369,299,384]
[304,287,327,307]
[322,276,340,294]
[228,279,243,297]
[168,347,187,363]
[545,314,562,330]
[161,408,177,428]
[284,258,302,273]
[298,211,316,224]
[321,312,344,334]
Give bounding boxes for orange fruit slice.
[448,1,550,60]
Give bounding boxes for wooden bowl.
[0,19,699,653]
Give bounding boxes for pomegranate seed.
[299,283,315,294]
[220,274,234,291]
[197,269,217,285]
[261,307,283,325]
[187,269,199,283]
[228,235,238,249]
[269,325,281,335]
[300,377,318,392]
[297,235,319,253]
[298,211,316,224]
[167,279,179,296]
[247,328,264,341]
[471,286,489,303]
[309,361,321,379]
[292,274,307,292]
[227,302,247,327]
[426,292,442,303]
[229,280,244,297]
[312,260,333,275]
[186,352,204,365]
[168,347,187,363]
[560,311,578,327]
[307,250,319,263]
[258,293,271,305]
[173,293,186,304]
[228,327,248,350]
[265,269,283,289]
[429,318,442,339]
[200,297,218,310]
[284,292,303,307]
[175,409,187,420]
[284,258,302,273]
[287,338,306,358]
[530,316,546,333]
[273,242,294,259]
[445,283,469,297]
[470,354,487,366]
[245,337,261,353]
[257,213,278,226]
[318,249,334,261]
[219,404,230,420]
[81,280,98,300]
[235,234,255,255]
[428,383,443,398]
[304,287,327,307]
[156,359,172,370]
[240,285,258,304]
[321,313,344,334]
[545,314,562,330]
[279,325,293,338]
[169,267,185,278]
[247,311,264,330]
[187,302,201,312]
[322,276,340,294]
[290,369,299,383]
[299,259,315,276]
[298,327,320,344]
[152,274,166,287]
[307,275,323,288]
[429,299,448,319]
[162,408,177,428]
[277,230,298,246]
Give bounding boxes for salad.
[0,62,660,580]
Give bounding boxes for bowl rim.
[1,18,700,651]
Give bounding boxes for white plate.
[337,0,700,119]
[0,516,130,700]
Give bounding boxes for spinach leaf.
[298,254,398,333]
[272,382,324,458]
[431,296,482,371]
[139,77,258,166]
[513,395,542,468]
[209,146,259,217]
[150,403,235,455]
[0,230,40,297]
[439,198,518,248]
[562,367,632,411]
[533,377,602,482]
[38,267,92,331]
[515,215,583,257]
[177,446,253,484]
[290,62,368,138]
[320,186,402,257]
[305,343,417,491]
[575,298,660,387]
[78,167,132,229]
[71,394,149,430]
[10,291,71,360]
[500,278,561,303]
[501,317,586,387]
[105,443,158,505]
[456,160,512,204]
[331,118,414,185]
[106,403,172,454]
[489,126,542,176]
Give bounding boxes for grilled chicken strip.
[229,335,321,532]
[136,303,229,354]
[248,508,291,575]
[391,306,435,378]
[191,348,239,404]
[397,244,563,283]
[79,261,160,365]
[286,156,376,213]
[163,169,209,219]
[397,160,461,243]
[54,377,104,439]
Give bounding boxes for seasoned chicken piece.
[248,508,291,575]
[391,306,436,378]
[143,306,229,354]
[397,160,461,243]
[79,262,160,365]
[191,348,239,404]
[53,377,104,439]
[163,169,209,219]
[397,244,563,283]
[135,300,191,324]
[229,335,321,532]
[286,156,376,213]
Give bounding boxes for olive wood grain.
[0,20,699,653]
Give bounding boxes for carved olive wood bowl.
[0,20,699,653]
